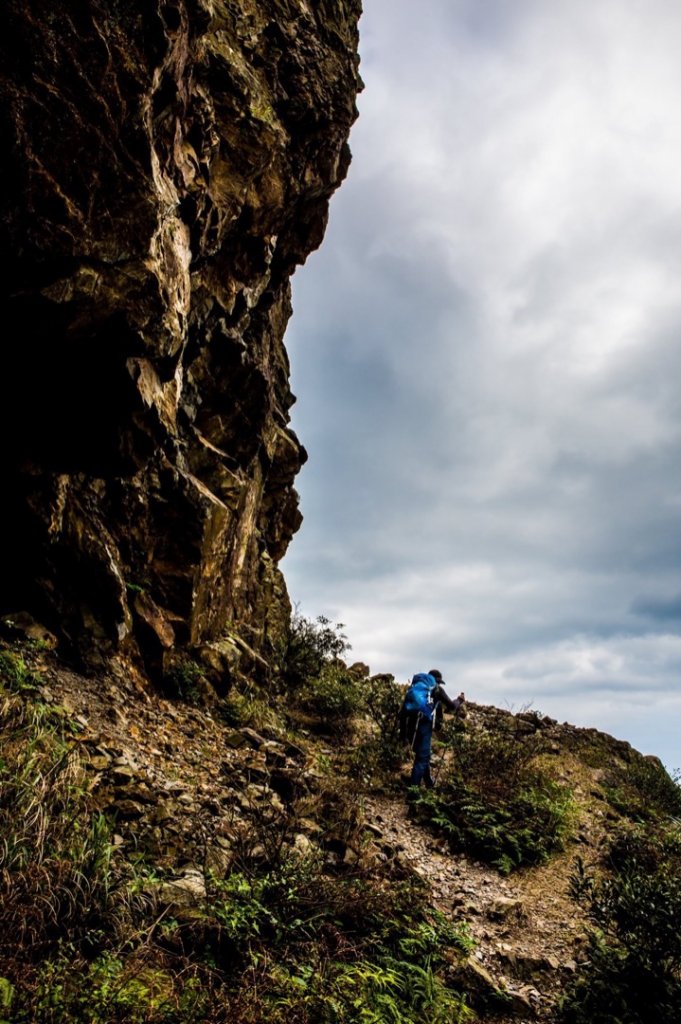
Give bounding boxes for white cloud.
[284,0,681,773]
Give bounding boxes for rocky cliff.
[0,0,361,683]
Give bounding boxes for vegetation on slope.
[409,715,575,874]
[0,640,475,1024]
[560,827,681,1024]
[1,616,680,1023]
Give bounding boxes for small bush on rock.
[603,756,681,821]
[343,675,407,785]
[282,613,349,691]
[281,613,363,737]
[301,661,363,733]
[560,828,681,1024]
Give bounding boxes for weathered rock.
[239,728,267,750]
[449,957,504,1009]
[342,846,360,867]
[487,896,525,922]
[292,833,313,857]
[283,740,306,761]
[269,766,306,802]
[510,951,563,980]
[506,987,538,1017]
[363,822,384,839]
[150,800,178,825]
[262,740,287,767]
[224,731,248,750]
[0,0,362,683]
[111,764,136,785]
[0,611,57,649]
[158,869,207,907]
[87,755,112,772]
[111,799,146,819]
[116,782,157,805]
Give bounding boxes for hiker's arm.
[434,685,457,711]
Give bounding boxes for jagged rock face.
[0,0,361,680]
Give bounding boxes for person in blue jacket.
[399,669,465,789]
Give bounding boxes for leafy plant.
[364,674,401,739]
[412,718,574,872]
[217,687,273,732]
[0,649,40,693]
[300,662,363,736]
[161,657,205,704]
[282,613,349,691]
[561,828,681,1024]
[361,673,406,774]
[603,756,681,821]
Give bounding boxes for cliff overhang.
[0,0,362,685]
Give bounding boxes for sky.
[282,0,681,773]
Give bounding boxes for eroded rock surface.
[0,0,361,681]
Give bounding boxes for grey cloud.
[284,0,681,772]
[631,593,681,623]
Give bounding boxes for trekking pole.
[410,711,422,751]
[431,751,445,786]
[430,710,459,786]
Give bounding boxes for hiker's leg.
[410,720,432,786]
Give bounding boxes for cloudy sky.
[282,0,681,772]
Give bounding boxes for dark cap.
[428,668,443,682]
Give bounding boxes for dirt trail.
[363,792,589,1022]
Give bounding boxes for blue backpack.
[403,672,438,721]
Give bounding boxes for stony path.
[363,793,588,1022]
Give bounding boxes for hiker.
[399,669,465,789]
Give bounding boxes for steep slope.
[0,0,361,683]
[3,639,678,1022]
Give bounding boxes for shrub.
[300,662,363,737]
[560,828,681,1024]
[365,674,402,740]
[280,614,361,737]
[282,613,349,691]
[161,656,205,703]
[217,688,273,733]
[415,780,573,875]
[603,756,681,821]
[412,718,574,872]
[341,675,406,786]
[24,952,208,1024]
[221,867,476,1024]
[0,649,40,694]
